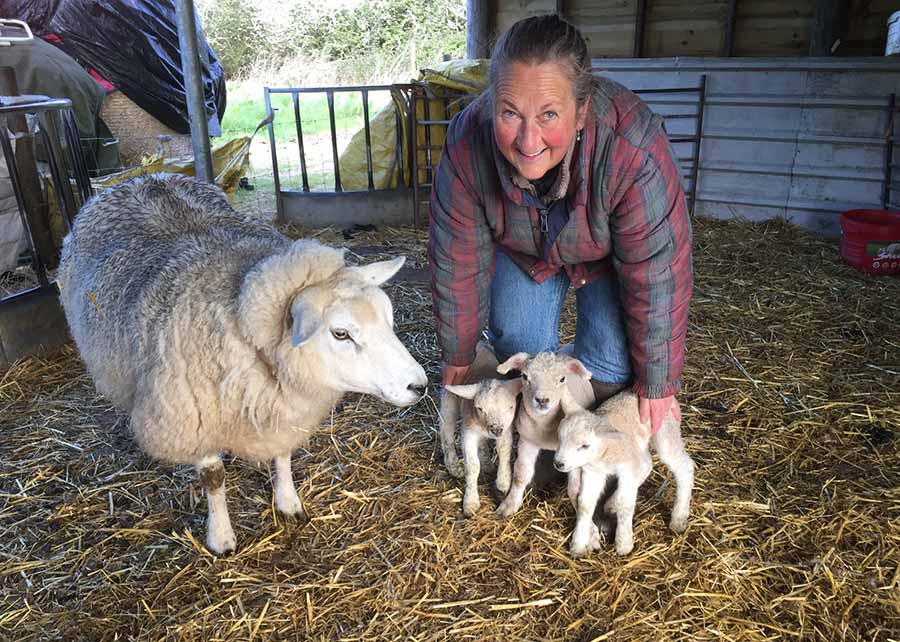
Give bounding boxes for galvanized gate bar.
[689,75,708,214]
[326,90,342,192]
[361,89,374,190]
[263,87,283,221]
[883,93,895,210]
[292,93,310,192]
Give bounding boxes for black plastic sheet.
[5,0,225,135]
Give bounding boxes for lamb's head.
[497,351,591,418]
[284,256,428,406]
[445,378,523,437]
[553,411,624,473]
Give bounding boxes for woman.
[428,15,692,434]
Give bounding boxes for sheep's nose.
[407,383,427,397]
[535,396,549,407]
[553,459,566,472]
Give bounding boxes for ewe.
[59,174,427,553]
[441,342,521,516]
[554,390,694,557]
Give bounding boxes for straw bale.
[0,217,897,641]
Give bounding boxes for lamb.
[441,342,522,516]
[493,350,595,518]
[58,173,428,554]
[553,390,694,557]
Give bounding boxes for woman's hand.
[442,363,473,386]
[638,395,681,434]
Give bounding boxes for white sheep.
[493,350,595,518]
[441,342,522,516]
[58,173,427,554]
[554,390,694,557]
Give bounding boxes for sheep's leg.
[461,428,482,516]
[495,428,513,494]
[570,469,604,558]
[496,440,540,518]
[273,453,306,520]
[652,423,694,533]
[439,389,465,478]
[196,454,236,555]
[609,474,640,556]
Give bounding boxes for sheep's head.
[554,411,624,473]
[279,256,427,406]
[497,351,591,417]
[445,378,523,437]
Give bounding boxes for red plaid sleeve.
[608,124,693,398]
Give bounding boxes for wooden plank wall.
[490,0,897,57]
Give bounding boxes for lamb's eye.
[578,444,589,451]
[331,328,350,341]
[559,376,566,383]
[521,373,528,381]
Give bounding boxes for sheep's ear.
[560,390,584,416]
[290,295,322,347]
[503,377,524,396]
[497,352,530,374]
[445,383,479,400]
[566,358,592,380]
[350,256,405,286]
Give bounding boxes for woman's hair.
[485,14,598,114]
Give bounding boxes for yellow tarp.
[339,59,488,191]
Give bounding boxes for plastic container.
[839,209,900,275]
[887,11,900,56]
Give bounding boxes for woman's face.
[493,60,588,181]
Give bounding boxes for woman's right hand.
[442,363,472,386]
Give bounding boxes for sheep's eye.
[331,328,351,341]
[578,444,589,451]
[559,376,566,383]
[521,373,528,381]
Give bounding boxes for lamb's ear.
[290,294,322,347]
[445,383,479,400]
[595,431,626,458]
[566,358,592,380]
[560,390,585,416]
[503,377,524,396]
[350,256,405,286]
[497,352,530,375]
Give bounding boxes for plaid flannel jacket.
[428,77,693,398]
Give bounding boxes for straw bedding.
[0,216,897,641]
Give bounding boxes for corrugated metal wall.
[598,57,900,233]
[491,0,897,57]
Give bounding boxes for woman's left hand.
[638,395,681,434]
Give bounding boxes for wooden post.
[721,0,738,57]
[466,0,490,59]
[810,0,850,56]
[633,0,647,58]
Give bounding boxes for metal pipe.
[264,87,284,222]
[883,93,896,209]
[175,0,213,183]
[466,0,490,59]
[362,90,374,191]
[326,90,342,192]
[292,93,310,192]
[688,75,707,215]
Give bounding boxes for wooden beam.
[466,0,490,59]
[556,0,565,18]
[721,0,738,57]
[633,0,647,58]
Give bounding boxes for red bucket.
[839,209,900,275]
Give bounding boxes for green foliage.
[198,0,466,78]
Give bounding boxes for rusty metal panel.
[598,57,900,234]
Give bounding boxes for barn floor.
[1,217,898,641]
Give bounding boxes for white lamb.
[554,390,694,557]
[441,342,522,516]
[58,173,427,554]
[493,350,595,518]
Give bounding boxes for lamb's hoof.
[615,539,634,556]
[462,497,480,517]
[206,526,236,556]
[569,540,591,559]
[669,514,689,533]
[495,498,519,518]
[445,459,465,479]
[275,491,306,520]
[495,476,511,495]
[590,523,603,550]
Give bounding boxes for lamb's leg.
[273,453,306,520]
[496,440,540,518]
[652,422,694,533]
[609,473,640,556]
[196,454,236,555]
[495,427,513,494]
[461,428,482,516]
[567,468,582,509]
[570,469,604,558]
[439,388,465,478]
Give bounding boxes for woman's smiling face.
[493,60,588,181]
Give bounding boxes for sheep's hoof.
[495,476,511,495]
[615,539,634,556]
[275,491,305,519]
[495,498,519,518]
[462,497,480,517]
[206,525,237,556]
[590,523,603,550]
[445,458,465,479]
[669,514,689,533]
[569,540,590,559]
